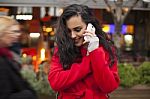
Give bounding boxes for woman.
[48,4,120,99]
[0,16,37,99]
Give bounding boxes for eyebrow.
[73,26,82,30]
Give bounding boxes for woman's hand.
[83,30,99,52]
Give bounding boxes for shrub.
[137,61,150,85]
[118,63,140,87]
[21,65,54,96]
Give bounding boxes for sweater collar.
[80,46,87,57]
[0,48,13,59]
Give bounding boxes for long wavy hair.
[55,4,117,70]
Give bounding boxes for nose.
[71,31,76,38]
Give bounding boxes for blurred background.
[0,0,150,99]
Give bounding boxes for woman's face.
[66,15,86,47]
[0,25,21,47]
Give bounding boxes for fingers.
[83,40,87,44]
[83,33,93,37]
[82,30,97,45]
[84,30,96,36]
[85,30,95,34]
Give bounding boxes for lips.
[74,38,79,43]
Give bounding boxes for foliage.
[21,61,150,94]
[21,56,32,64]
[21,65,54,95]
[137,61,150,85]
[118,63,140,88]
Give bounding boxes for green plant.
[21,65,54,96]
[21,56,32,64]
[137,61,150,85]
[118,63,140,88]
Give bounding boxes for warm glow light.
[123,7,129,12]
[40,48,45,61]
[102,25,110,33]
[59,8,63,15]
[16,15,33,20]
[23,53,27,58]
[124,35,133,45]
[32,55,36,61]
[126,25,134,34]
[50,31,55,36]
[0,8,9,12]
[30,33,40,38]
[45,27,52,32]
[102,24,134,34]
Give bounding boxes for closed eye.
[73,27,82,32]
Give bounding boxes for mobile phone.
[84,23,95,41]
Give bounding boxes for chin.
[74,39,84,47]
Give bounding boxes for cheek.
[77,30,84,37]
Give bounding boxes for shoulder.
[90,45,110,59]
[51,47,60,61]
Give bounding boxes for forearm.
[48,56,91,91]
[89,47,120,93]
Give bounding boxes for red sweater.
[48,46,120,99]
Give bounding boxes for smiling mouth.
[74,39,79,42]
[74,41,78,44]
[75,37,83,43]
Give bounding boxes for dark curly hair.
[55,4,117,70]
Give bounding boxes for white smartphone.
[84,23,96,42]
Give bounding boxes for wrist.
[88,37,99,52]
